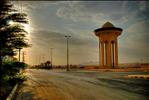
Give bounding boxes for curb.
[6,83,19,100]
[126,75,149,79]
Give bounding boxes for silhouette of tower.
[94,22,123,68]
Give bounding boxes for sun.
[23,24,31,33]
[8,20,31,33]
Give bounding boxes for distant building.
[94,22,123,68]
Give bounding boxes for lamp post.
[65,35,71,71]
[50,48,53,69]
[22,51,26,63]
[18,48,21,62]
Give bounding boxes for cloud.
[138,1,149,11]
[56,1,129,23]
[11,1,149,64]
[56,1,149,26]
[31,29,97,48]
[126,20,148,34]
[119,20,149,62]
[120,1,149,24]
[126,20,149,42]
[56,1,109,23]
[12,1,59,12]
[28,29,98,65]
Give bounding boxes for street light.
[18,48,21,62]
[65,35,71,71]
[22,51,25,63]
[50,48,53,69]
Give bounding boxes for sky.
[12,1,149,65]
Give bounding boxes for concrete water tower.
[94,22,123,68]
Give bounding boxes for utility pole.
[50,48,53,69]
[18,48,21,62]
[65,35,71,71]
[22,51,25,63]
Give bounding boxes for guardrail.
[6,84,18,100]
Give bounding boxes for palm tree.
[0,0,29,78]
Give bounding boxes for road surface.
[15,69,149,100]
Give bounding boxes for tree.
[0,1,29,79]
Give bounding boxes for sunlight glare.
[8,20,14,25]
[23,24,31,33]
[8,20,31,34]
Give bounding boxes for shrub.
[0,61,27,99]
[1,61,27,82]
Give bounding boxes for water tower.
[94,22,123,68]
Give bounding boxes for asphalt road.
[15,69,149,100]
